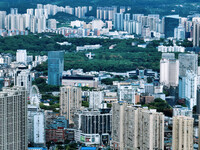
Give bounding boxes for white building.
[174,25,185,40]
[89,91,104,109]
[76,44,102,51]
[173,105,192,117]
[158,45,185,53]
[160,58,179,86]
[179,70,197,110]
[14,69,32,94]
[118,85,136,104]
[28,105,45,147]
[48,19,57,30]
[16,49,27,64]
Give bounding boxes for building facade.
[48,51,64,86]
[172,116,194,150]
[60,86,82,124]
[160,58,179,86]
[89,91,104,109]
[112,102,164,150]
[0,87,28,150]
[178,53,198,77]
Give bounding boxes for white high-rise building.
[0,11,6,29]
[48,19,57,30]
[89,91,104,109]
[174,24,185,40]
[16,49,27,64]
[179,70,197,109]
[28,105,45,147]
[160,58,179,86]
[30,16,37,33]
[14,69,32,94]
[0,87,27,150]
[37,16,46,33]
[19,15,25,31]
[24,14,31,29]
[27,9,34,15]
[172,116,194,150]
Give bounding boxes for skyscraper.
[172,116,194,150]
[112,102,164,150]
[193,22,200,47]
[48,51,64,86]
[0,87,27,150]
[178,53,198,77]
[28,105,45,147]
[164,15,180,38]
[179,70,197,110]
[114,13,124,30]
[0,11,6,29]
[160,58,179,86]
[60,86,82,124]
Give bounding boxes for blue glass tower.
[164,15,180,38]
[48,51,64,86]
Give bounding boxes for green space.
[0,33,196,73]
[33,77,60,112]
[142,98,173,117]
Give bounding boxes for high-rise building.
[114,13,124,30]
[48,51,64,86]
[74,108,112,146]
[28,105,45,147]
[16,49,27,64]
[112,102,164,150]
[0,87,27,150]
[14,69,32,94]
[193,22,200,47]
[197,86,200,114]
[48,19,57,30]
[160,58,179,86]
[178,53,198,77]
[60,86,82,124]
[172,116,194,150]
[174,24,185,40]
[198,115,200,149]
[10,8,18,14]
[179,70,197,109]
[89,91,104,109]
[164,15,180,38]
[0,11,6,29]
